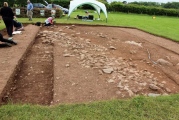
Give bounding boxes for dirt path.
[0,24,179,105]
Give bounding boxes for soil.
[1,24,179,105]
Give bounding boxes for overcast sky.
[107,0,179,3]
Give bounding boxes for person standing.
[0,2,14,38]
[27,0,33,21]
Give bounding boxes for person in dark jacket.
[0,2,14,38]
[0,33,17,47]
[13,19,24,31]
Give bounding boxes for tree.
[163,2,179,9]
[123,1,127,4]
[97,0,107,3]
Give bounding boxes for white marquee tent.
[68,0,108,22]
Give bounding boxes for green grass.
[0,95,179,120]
[66,11,179,41]
[1,11,179,119]
[1,11,179,41]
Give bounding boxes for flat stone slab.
[0,24,40,101]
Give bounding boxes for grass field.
[0,95,179,120]
[0,11,179,119]
[0,11,179,41]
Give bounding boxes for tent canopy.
[68,0,107,20]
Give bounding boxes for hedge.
[0,0,179,17]
[110,3,179,17]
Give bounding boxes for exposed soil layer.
[4,34,54,105]
[50,25,179,104]
[1,24,179,105]
[1,33,53,105]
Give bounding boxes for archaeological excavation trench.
[2,33,54,105]
[1,24,179,105]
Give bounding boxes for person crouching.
[13,19,24,31]
[0,33,17,47]
[44,16,55,26]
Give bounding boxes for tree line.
[0,0,179,9]
[0,0,179,17]
[128,1,179,9]
[0,0,178,9]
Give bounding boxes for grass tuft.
[0,95,179,119]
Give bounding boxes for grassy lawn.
[1,11,179,41]
[0,11,179,119]
[0,95,179,120]
[63,12,179,41]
